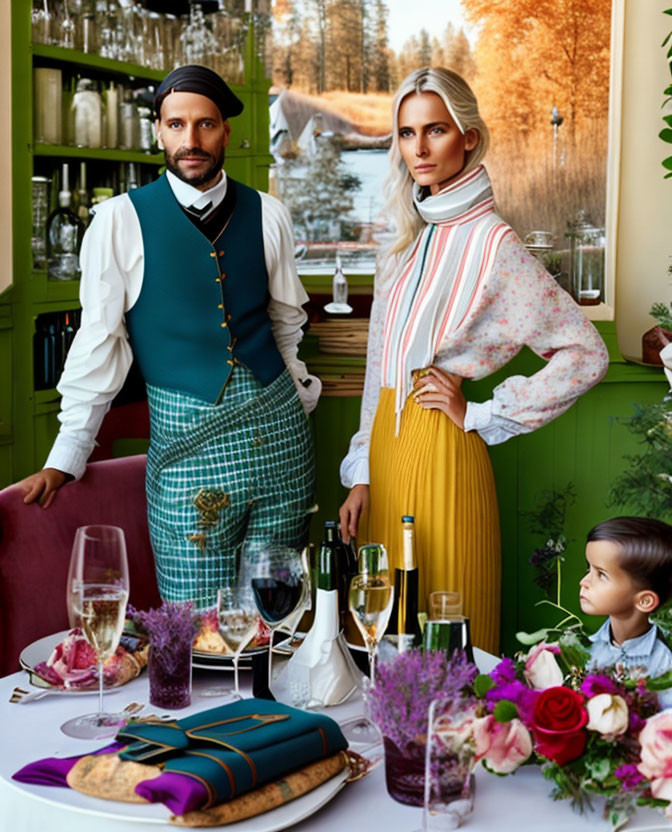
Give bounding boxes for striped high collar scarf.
[381,165,510,433]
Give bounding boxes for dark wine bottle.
[388,515,422,649]
[336,527,360,641]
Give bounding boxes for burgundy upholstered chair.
[0,455,160,677]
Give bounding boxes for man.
[20,66,320,607]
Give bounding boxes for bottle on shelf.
[47,163,85,281]
[73,78,103,149]
[75,162,90,227]
[33,318,56,390]
[387,515,422,651]
[126,162,138,192]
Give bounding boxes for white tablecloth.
[1,650,670,832]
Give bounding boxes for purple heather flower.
[614,763,645,791]
[368,649,478,751]
[137,601,199,652]
[580,673,619,698]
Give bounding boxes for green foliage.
[473,673,495,698]
[650,301,672,331]
[525,485,575,600]
[609,402,672,520]
[493,699,519,722]
[663,8,672,178]
[557,631,591,670]
[515,627,551,645]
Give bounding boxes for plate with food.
[20,629,149,693]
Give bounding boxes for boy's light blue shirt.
[589,620,672,708]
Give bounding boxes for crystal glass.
[243,540,307,692]
[428,591,462,621]
[421,698,477,830]
[180,3,217,65]
[340,543,392,747]
[61,525,130,739]
[217,586,259,700]
[56,0,76,49]
[32,0,53,45]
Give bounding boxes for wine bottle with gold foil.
[387,515,421,649]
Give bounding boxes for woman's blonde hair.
[382,67,490,255]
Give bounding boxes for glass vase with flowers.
[367,649,478,806]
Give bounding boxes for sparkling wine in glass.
[340,543,392,749]
[61,525,130,740]
[216,587,259,701]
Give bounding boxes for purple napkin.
[135,773,208,814]
[12,742,125,786]
[12,742,209,815]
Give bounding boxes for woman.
[338,67,608,653]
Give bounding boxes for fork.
[9,686,146,718]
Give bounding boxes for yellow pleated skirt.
[365,387,501,654]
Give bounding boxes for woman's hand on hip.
[413,366,467,429]
[339,484,369,544]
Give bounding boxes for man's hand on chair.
[18,468,68,508]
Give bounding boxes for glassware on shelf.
[61,525,130,739]
[180,3,217,66]
[104,82,119,149]
[33,67,63,145]
[31,176,49,271]
[32,0,54,45]
[47,163,85,281]
[119,88,140,150]
[73,78,103,148]
[138,105,155,152]
[56,0,77,49]
[77,0,97,53]
[565,209,605,306]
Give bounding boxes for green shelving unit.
[2,3,273,486]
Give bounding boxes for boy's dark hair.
[587,516,672,606]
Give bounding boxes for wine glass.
[215,586,259,701]
[61,525,130,739]
[340,544,393,749]
[243,540,308,693]
[348,543,394,683]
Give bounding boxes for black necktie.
[184,201,214,221]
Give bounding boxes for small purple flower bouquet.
[368,649,478,805]
[137,602,199,709]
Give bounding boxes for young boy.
[580,516,672,705]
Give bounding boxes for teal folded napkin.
[117,698,347,809]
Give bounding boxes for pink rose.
[524,642,563,690]
[638,711,672,782]
[473,715,532,773]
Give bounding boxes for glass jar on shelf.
[565,210,605,306]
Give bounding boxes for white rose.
[586,694,629,736]
[524,644,563,690]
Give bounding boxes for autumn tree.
[371,0,390,92]
[462,0,611,145]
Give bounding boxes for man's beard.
[165,146,224,188]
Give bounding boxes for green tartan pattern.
[145,366,315,607]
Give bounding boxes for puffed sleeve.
[43,196,140,479]
[463,232,609,442]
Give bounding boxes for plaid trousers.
[145,366,315,607]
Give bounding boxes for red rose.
[531,686,588,765]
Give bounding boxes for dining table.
[1,645,670,832]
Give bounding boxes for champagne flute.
[216,586,259,701]
[61,525,130,740]
[340,544,393,748]
[243,541,308,692]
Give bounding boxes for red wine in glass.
[251,578,303,624]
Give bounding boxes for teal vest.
[126,174,286,404]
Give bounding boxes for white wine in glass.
[61,525,130,740]
[348,574,394,682]
[217,593,259,701]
